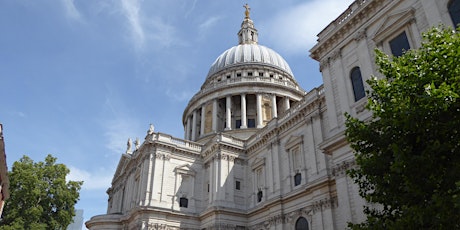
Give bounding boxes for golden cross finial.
[244,3,250,18]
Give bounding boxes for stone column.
[200,105,205,137]
[185,116,191,140]
[284,97,290,111]
[271,94,278,118]
[191,110,197,141]
[241,94,247,129]
[256,94,263,128]
[225,95,232,130]
[212,99,218,132]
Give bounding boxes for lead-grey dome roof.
[207,44,294,79]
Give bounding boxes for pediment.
[373,7,415,42]
[174,164,196,176]
[112,154,131,182]
[251,157,265,170]
[285,135,303,150]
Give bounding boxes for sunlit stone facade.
[86,1,458,229]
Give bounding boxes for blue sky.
[0,0,353,227]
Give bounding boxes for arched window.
[449,0,460,28]
[295,217,309,230]
[350,67,365,101]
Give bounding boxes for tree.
[346,26,460,229]
[0,154,83,230]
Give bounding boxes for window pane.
[294,173,302,186]
[351,67,365,101]
[257,190,263,202]
[235,119,241,129]
[295,217,309,230]
[248,119,256,128]
[449,0,460,28]
[389,31,410,57]
[179,197,188,208]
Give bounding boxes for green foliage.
[0,154,83,230]
[346,26,460,229]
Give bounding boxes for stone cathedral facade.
[86,0,459,229]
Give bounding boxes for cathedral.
[86,0,459,229]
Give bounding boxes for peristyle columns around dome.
[183,91,300,142]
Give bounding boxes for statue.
[126,138,133,153]
[244,3,250,18]
[135,137,140,150]
[148,123,155,135]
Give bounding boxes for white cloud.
[184,0,198,18]
[68,166,113,190]
[62,0,82,21]
[263,0,354,54]
[119,0,185,50]
[103,117,143,154]
[199,16,222,31]
[121,0,145,48]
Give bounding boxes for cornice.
[318,130,348,155]
[310,0,387,61]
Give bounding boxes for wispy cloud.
[263,0,354,54]
[62,0,82,21]
[199,16,222,31]
[103,117,141,154]
[121,0,145,48]
[184,0,198,19]
[68,166,114,190]
[9,110,27,118]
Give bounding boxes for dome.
[207,44,294,79]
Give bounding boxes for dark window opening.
[235,181,241,190]
[449,0,460,28]
[227,75,231,79]
[207,183,209,192]
[179,197,188,208]
[236,119,242,129]
[295,217,309,230]
[270,74,274,78]
[350,67,365,101]
[259,72,264,77]
[294,173,302,186]
[236,73,242,77]
[389,31,410,57]
[248,119,256,128]
[257,190,263,202]
[248,72,253,76]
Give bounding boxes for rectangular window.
[247,119,256,128]
[389,31,410,57]
[259,72,264,77]
[179,197,188,208]
[235,180,241,190]
[294,173,301,186]
[235,119,242,129]
[248,72,253,76]
[236,73,241,77]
